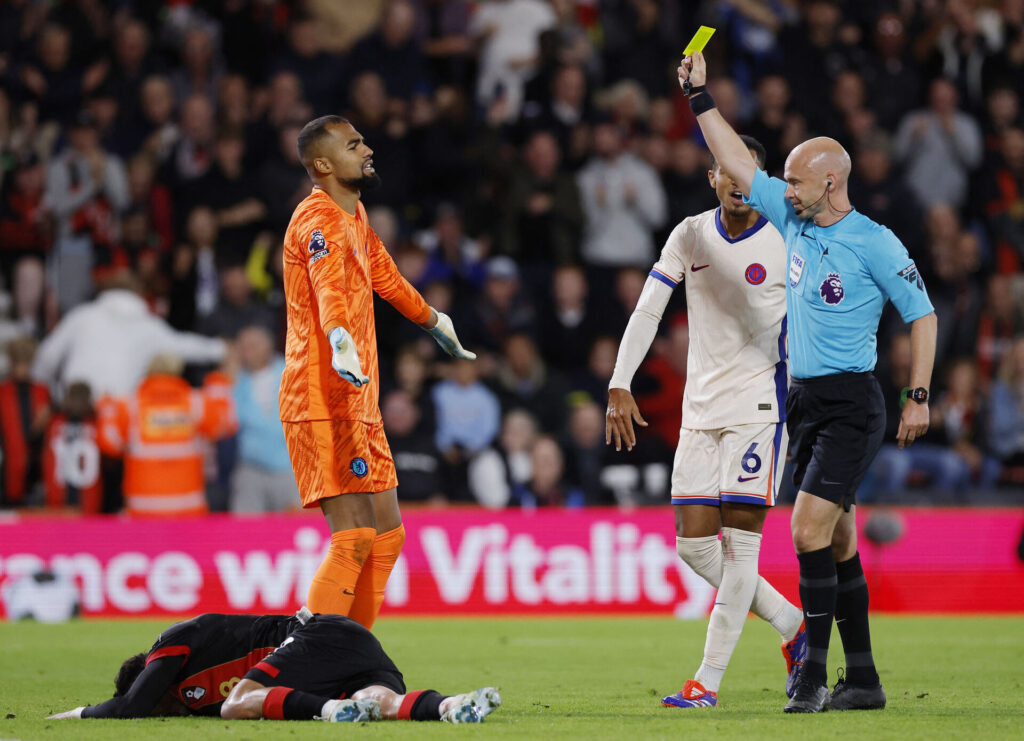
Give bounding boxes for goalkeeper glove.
[328,326,370,387]
[426,311,477,360]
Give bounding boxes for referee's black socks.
[797,546,837,686]
[834,552,880,686]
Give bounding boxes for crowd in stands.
[1,0,1023,514]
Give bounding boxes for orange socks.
[348,524,406,629]
[306,527,376,616]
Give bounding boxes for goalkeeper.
[278,115,475,627]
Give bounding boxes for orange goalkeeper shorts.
[282,420,398,508]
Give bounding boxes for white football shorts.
[670,422,788,507]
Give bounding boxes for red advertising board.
[1,508,1022,618]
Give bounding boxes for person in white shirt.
[32,272,226,400]
[606,136,805,709]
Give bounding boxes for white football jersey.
[651,208,788,430]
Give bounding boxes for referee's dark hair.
[114,652,147,696]
[296,115,350,164]
[711,134,766,170]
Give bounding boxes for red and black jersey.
[82,613,300,718]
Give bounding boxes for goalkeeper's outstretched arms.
[420,307,477,360]
[678,51,756,196]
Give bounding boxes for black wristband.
[685,83,707,97]
[689,90,716,116]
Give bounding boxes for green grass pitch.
[2,616,1022,740]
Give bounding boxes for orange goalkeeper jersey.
[280,187,431,424]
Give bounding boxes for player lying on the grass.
[46,608,500,724]
[607,135,806,709]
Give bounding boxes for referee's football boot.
[661,680,718,708]
[319,698,382,722]
[830,668,886,710]
[440,687,502,723]
[781,621,808,698]
[783,673,830,713]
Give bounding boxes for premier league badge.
[819,272,845,305]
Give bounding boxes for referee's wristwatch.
[906,387,929,404]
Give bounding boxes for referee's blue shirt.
[745,168,934,379]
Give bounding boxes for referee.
[679,52,937,713]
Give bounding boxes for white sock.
[677,533,802,643]
[693,528,762,693]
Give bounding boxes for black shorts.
[245,614,405,698]
[786,372,885,511]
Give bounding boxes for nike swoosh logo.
[805,611,829,618]
[691,263,710,272]
[821,479,842,486]
[737,475,758,482]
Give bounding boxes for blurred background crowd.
[1,0,1023,516]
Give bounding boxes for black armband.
[689,90,716,116]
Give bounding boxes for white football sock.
[694,528,762,693]
[677,533,802,643]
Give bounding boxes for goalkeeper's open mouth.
[363,159,376,174]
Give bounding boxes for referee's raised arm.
[677,52,756,195]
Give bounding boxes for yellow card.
[683,26,716,55]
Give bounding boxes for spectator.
[519,63,590,158]
[470,0,557,121]
[497,130,583,271]
[120,75,179,164]
[982,126,1024,270]
[460,256,537,354]
[383,389,444,504]
[268,15,347,116]
[893,77,983,210]
[466,407,540,509]
[43,110,129,311]
[32,272,225,399]
[229,325,298,514]
[870,336,980,502]
[18,23,107,126]
[350,0,428,102]
[779,0,862,109]
[198,265,277,340]
[246,72,313,165]
[96,354,236,517]
[107,20,163,118]
[599,0,679,97]
[162,93,216,196]
[933,357,1002,494]
[414,202,488,292]
[921,0,1000,112]
[257,120,309,234]
[168,206,221,332]
[495,332,570,433]
[988,336,1024,482]
[661,138,718,230]
[409,0,474,88]
[746,74,794,175]
[576,118,667,270]
[562,396,612,505]
[862,11,923,131]
[42,380,101,513]
[186,130,266,264]
[538,264,601,374]
[432,356,502,499]
[125,153,174,253]
[571,334,619,407]
[511,434,584,508]
[170,25,223,105]
[0,154,50,278]
[0,337,51,507]
[976,273,1024,380]
[633,311,687,451]
[847,131,922,254]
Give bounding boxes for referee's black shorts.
[245,614,405,698]
[786,371,885,511]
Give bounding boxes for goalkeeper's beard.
[341,171,382,191]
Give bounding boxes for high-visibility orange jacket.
[96,372,236,517]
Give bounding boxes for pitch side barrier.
[1,508,1022,618]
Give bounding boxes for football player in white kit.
[606,136,806,708]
